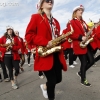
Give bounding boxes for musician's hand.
[82,36,87,41]
[6,48,10,52]
[47,41,52,48]
[9,45,12,49]
[6,46,12,51]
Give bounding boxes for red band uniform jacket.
[62,23,73,50]
[0,36,20,61]
[89,28,98,50]
[94,25,100,49]
[67,19,89,55]
[25,13,67,71]
[17,37,25,55]
[0,38,3,61]
[24,42,31,54]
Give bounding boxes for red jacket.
[0,37,7,61]
[0,47,4,61]
[0,36,20,60]
[24,42,31,54]
[95,25,100,48]
[17,37,25,54]
[62,29,72,50]
[25,13,67,71]
[67,19,88,55]
[89,28,98,50]
[0,38,2,61]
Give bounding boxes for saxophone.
[6,35,14,51]
[80,22,100,48]
[0,35,14,51]
[38,25,74,57]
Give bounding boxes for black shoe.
[77,72,81,78]
[81,79,91,87]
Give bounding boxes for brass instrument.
[80,22,100,48]
[6,36,14,51]
[38,25,74,57]
[0,35,14,51]
[0,42,14,51]
[68,38,73,43]
[0,43,10,47]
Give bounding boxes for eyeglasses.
[44,0,54,4]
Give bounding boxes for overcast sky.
[0,0,100,38]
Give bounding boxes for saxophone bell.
[38,46,62,57]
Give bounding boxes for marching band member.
[0,38,9,82]
[15,31,25,72]
[62,22,77,68]
[0,26,20,89]
[0,50,2,82]
[67,5,95,87]
[87,21,98,55]
[24,40,31,67]
[25,0,67,100]
[0,53,9,82]
[93,22,100,62]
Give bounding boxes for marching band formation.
[0,0,100,100]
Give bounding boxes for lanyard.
[48,17,56,39]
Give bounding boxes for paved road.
[0,55,100,100]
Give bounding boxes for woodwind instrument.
[38,25,74,57]
[80,22,100,48]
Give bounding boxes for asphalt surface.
[0,54,100,100]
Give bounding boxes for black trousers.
[19,54,25,67]
[95,55,100,62]
[92,48,98,56]
[27,52,31,64]
[38,71,43,76]
[63,49,69,59]
[64,48,77,65]
[43,53,62,99]
[4,54,20,80]
[0,61,8,79]
[78,48,94,81]
[33,54,35,59]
